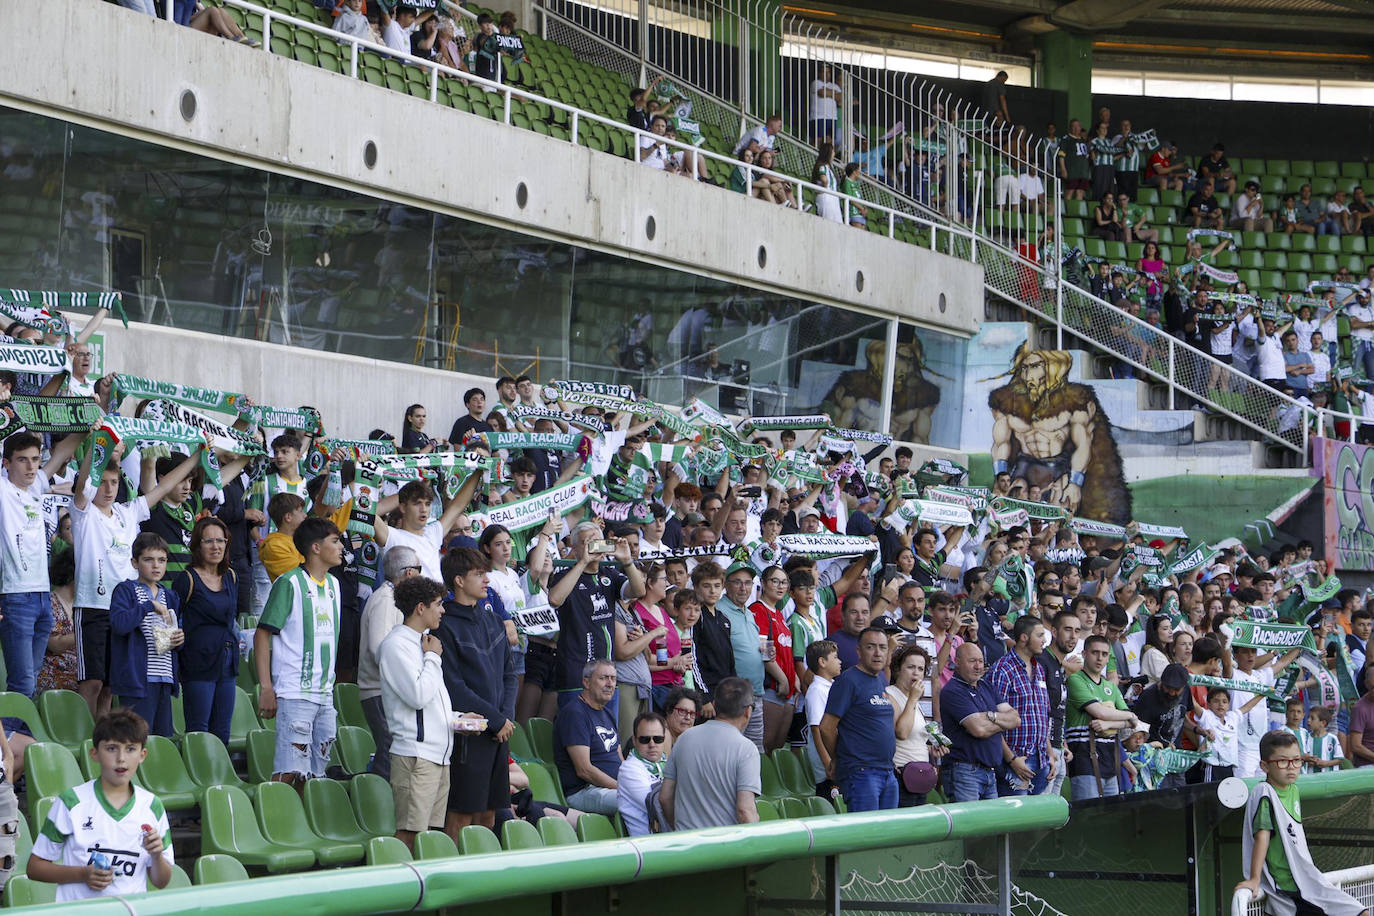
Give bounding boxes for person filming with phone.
[547,522,646,722]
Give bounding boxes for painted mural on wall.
[1315,437,1374,572]
[986,346,1134,525]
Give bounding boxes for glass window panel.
[1141,75,1232,100]
[1233,80,1317,104]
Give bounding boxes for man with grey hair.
[553,659,623,816]
[358,544,422,778]
[660,676,761,830]
[547,521,645,719]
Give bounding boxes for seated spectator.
[1186,180,1225,230]
[1294,184,1324,234]
[617,712,668,836]
[663,685,702,744]
[554,660,623,816]
[1146,140,1186,192]
[1229,181,1273,233]
[729,148,756,195]
[1093,194,1123,241]
[755,149,796,208]
[1120,194,1157,243]
[660,676,761,829]
[184,3,259,46]
[1196,143,1237,194]
[842,163,867,229]
[495,12,528,83]
[333,0,374,42]
[1276,193,1311,235]
[733,115,781,156]
[1019,162,1045,212]
[639,117,672,171]
[1319,190,1354,237]
[410,13,440,63]
[1350,186,1374,238]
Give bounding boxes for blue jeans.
[1070,774,1119,800]
[998,750,1051,797]
[274,697,337,778]
[839,765,898,812]
[0,593,52,698]
[946,761,998,802]
[128,683,175,738]
[183,649,237,745]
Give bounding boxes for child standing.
[28,710,173,901]
[804,639,842,799]
[1302,707,1344,774]
[1235,730,1367,916]
[1282,698,1311,753]
[258,493,306,583]
[1196,686,1239,781]
[109,535,183,738]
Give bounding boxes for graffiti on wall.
[1316,437,1374,571]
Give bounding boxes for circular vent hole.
[363,140,378,169]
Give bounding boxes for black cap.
[1161,664,1189,690]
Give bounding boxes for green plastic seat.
[0,693,52,742]
[779,796,809,819]
[154,862,192,890]
[134,735,201,811]
[508,723,536,762]
[755,798,780,821]
[76,738,101,781]
[24,743,83,802]
[246,728,275,784]
[526,718,555,763]
[501,818,543,850]
[254,781,363,866]
[1262,251,1288,270]
[193,853,251,885]
[537,816,578,846]
[520,762,566,805]
[29,797,54,839]
[758,754,787,800]
[1313,254,1340,272]
[227,688,259,754]
[1237,251,1263,269]
[201,786,315,874]
[1342,235,1368,254]
[1293,233,1318,252]
[348,773,396,838]
[771,749,813,797]
[459,824,502,855]
[367,835,413,865]
[574,813,616,843]
[237,649,258,694]
[3,875,56,907]
[303,778,370,846]
[414,829,459,860]
[335,725,375,776]
[37,690,93,755]
[181,731,256,800]
[806,796,835,817]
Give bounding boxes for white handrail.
[1232,863,1374,916]
[226,0,969,250]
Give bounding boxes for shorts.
[522,641,557,692]
[448,735,508,814]
[273,697,336,779]
[74,607,111,683]
[1066,178,1090,191]
[390,755,451,832]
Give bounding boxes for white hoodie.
[378,625,454,766]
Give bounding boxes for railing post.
[825,854,841,916]
[349,41,358,78]
[431,65,440,102]
[504,88,512,124]
[636,0,648,88]
[571,110,580,144]
[738,10,750,125]
[880,317,897,436]
[1168,341,1176,410]
[1055,282,1063,350]
[887,209,894,239]
[263,12,273,50]
[1055,192,1064,349]
[998,834,1012,916]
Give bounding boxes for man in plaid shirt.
[986,616,1053,796]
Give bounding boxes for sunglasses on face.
[637,734,666,744]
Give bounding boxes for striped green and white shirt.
[1113,133,1154,172]
[1091,137,1120,167]
[249,473,312,535]
[258,567,340,703]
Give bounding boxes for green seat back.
[303,778,370,845]
[24,743,82,802]
[154,863,192,890]
[201,785,315,873]
[335,725,375,776]
[333,683,367,730]
[367,835,413,865]
[521,762,565,805]
[37,690,93,754]
[771,749,812,797]
[348,773,396,838]
[181,732,254,799]
[758,754,786,798]
[228,688,259,753]
[77,739,99,781]
[414,829,459,860]
[508,724,536,762]
[134,735,201,811]
[253,781,360,866]
[526,718,555,762]
[537,816,578,846]
[193,853,251,885]
[780,797,809,819]
[806,796,835,817]
[501,818,543,850]
[459,824,502,855]
[575,813,616,843]
[0,693,51,742]
[3,875,56,907]
[14,807,31,877]
[246,728,275,784]
[29,797,54,839]
[755,798,779,821]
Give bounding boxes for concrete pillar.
[1036,31,1092,132]
[711,0,781,123]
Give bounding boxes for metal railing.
[1233,863,1374,915]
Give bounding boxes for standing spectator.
[1065,635,1138,799]
[357,546,422,780]
[434,548,517,836]
[109,534,184,738]
[547,523,645,716]
[804,639,841,795]
[818,627,898,811]
[986,616,1052,796]
[1282,331,1315,395]
[1089,122,1119,204]
[842,163,867,229]
[333,0,372,41]
[808,64,842,143]
[830,593,871,670]
[172,518,240,746]
[448,387,492,445]
[554,660,623,817]
[939,643,1020,802]
[471,14,500,82]
[1041,609,1083,798]
[378,576,453,852]
[1349,666,1374,767]
[627,82,658,133]
[255,519,345,788]
[660,677,761,830]
[618,712,668,836]
[887,643,936,807]
[1112,119,1148,201]
[982,71,1010,123]
[634,564,683,712]
[1230,181,1273,233]
[717,562,766,750]
[752,565,798,752]
[688,561,737,716]
[612,587,659,745]
[400,404,446,454]
[812,143,843,224]
[375,478,474,584]
[38,549,78,695]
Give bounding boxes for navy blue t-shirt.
[939,675,1003,768]
[553,696,621,795]
[831,629,861,670]
[824,666,896,772]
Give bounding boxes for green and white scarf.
[249,404,324,435]
[1229,619,1317,653]
[924,485,988,512]
[543,380,636,411]
[737,415,831,433]
[829,427,893,446]
[1168,543,1219,578]
[1133,521,1187,541]
[510,406,607,433]
[88,416,218,488]
[473,475,600,535]
[884,498,973,530]
[990,496,1068,522]
[0,343,69,375]
[680,398,728,428]
[1070,517,1127,540]
[479,431,587,452]
[1188,673,1283,701]
[0,302,69,338]
[112,374,247,417]
[0,289,128,328]
[141,399,265,457]
[637,402,697,440]
[774,533,875,559]
[638,442,691,466]
[8,396,103,433]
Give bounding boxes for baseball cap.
[1126,721,1151,740]
[799,506,822,520]
[724,561,756,580]
[1160,664,1189,690]
[682,512,707,527]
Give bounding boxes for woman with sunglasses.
[751,565,799,753]
[617,712,670,836]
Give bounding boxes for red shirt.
[1147,151,1171,178]
[751,600,796,693]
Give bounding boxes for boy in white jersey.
[375,477,478,584]
[255,517,345,787]
[29,709,173,901]
[248,433,311,613]
[71,440,201,721]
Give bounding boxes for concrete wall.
[0,0,983,337]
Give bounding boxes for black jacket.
[434,596,517,737]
